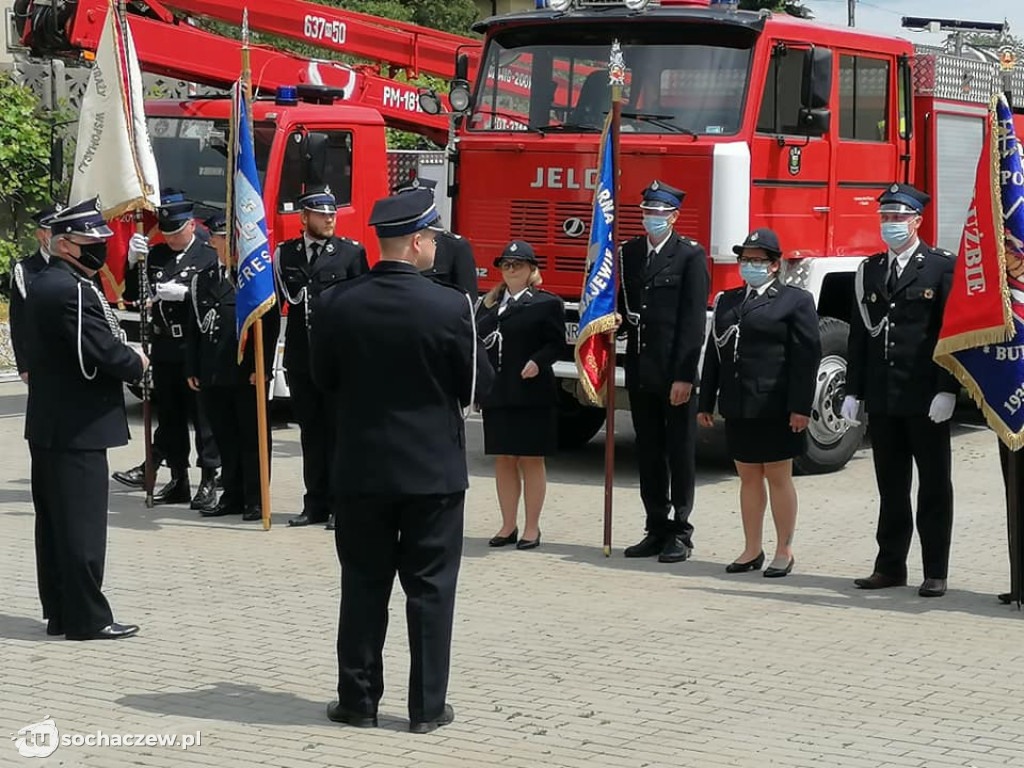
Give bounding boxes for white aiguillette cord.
[464,291,477,421]
[77,282,97,381]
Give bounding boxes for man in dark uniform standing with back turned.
[843,183,958,598]
[25,198,147,640]
[619,180,710,564]
[310,188,493,734]
[274,185,369,529]
[10,204,62,382]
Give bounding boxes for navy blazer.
[309,262,494,497]
[699,281,821,420]
[423,231,479,297]
[9,249,49,374]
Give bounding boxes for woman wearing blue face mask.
[697,228,821,578]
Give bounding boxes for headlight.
[449,80,472,113]
[624,0,650,9]
[418,89,442,116]
[548,0,573,12]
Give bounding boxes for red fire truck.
[431,0,1024,472]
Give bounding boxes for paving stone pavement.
[1,380,1022,768]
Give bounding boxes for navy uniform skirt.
[482,406,558,457]
[724,417,806,464]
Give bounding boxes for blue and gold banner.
[574,114,617,406]
[233,83,276,363]
[935,94,1024,449]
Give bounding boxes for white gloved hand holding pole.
[840,395,861,426]
[127,233,149,268]
[154,281,188,302]
[928,392,957,424]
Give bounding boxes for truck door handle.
[813,206,831,213]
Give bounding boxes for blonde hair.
[483,265,542,308]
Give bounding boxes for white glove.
[127,233,149,268]
[155,281,188,302]
[928,392,956,424]
[840,395,861,426]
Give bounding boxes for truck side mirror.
[50,139,64,184]
[455,52,469,82]
[302,131,329,186]
[799,47,832,136]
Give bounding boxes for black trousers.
[202,383,271,510]
[335,492,464,723]
[627,386,697,543]
[152,359,220,471]
[31,446,115,637]
[287,368,335,521]
[998,442,1024,576]
[869,415,953,579]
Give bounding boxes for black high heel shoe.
[516,531,540,550]
[725,551,764,573]
[488,529,518,547]
[764,557,794,578]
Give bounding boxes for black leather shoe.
[153,475,191,505]
[326,701,377,728]
[242,507,263,522]
[998,592,1013,604]
[190,469,218,512]
[325,514,336,531]
[288,513,327,527]
[489,529,518,547]
[67,622,139,641]
[658,535,692,563]
[112,462,147,489]
[725,551,765,573]
[918,578,947,597]
[853,572,907,590]
[410,704,454,734]
[624,533,664,559]
[516,532,540,550]
[46,620,63,636]
[764,557,794,578]
[201,500,242,517]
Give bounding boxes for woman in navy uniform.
[477,240,565,550]
[310,188,493,734]
[185,214,280,521]
[273,185,369,529]
[618,180,710,563]
[697,229,820,577]
[842,183,958,598]
[24,198,148,640]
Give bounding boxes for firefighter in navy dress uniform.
[273,185,369,529]
[697,229,821,578]
[618,180,710,563]
[129,195,221,509]
[112,189,209,492]
[24,198,147,640]
[309,188,494,734]
[392,177,478,297]
[10,204,62,382]
[842,183,959,598]
[476,240,564,551]
[186,214,280,521]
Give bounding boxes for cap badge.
[510,243,518,252]
[651,181,660,191]
[324,185,332,195]
[750,232,759,241]
[890,183,900,193]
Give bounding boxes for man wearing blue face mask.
[618,180,710,563]
[844,182,959,598]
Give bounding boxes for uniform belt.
[165,323,184,338]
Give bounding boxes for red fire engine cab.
[436,0,1024,472]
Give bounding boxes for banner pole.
[602,42,624,557]
[240,9,273,530]
[1009,447,1023,608]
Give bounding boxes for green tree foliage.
[0,73,53,274]
[738,0,813,19]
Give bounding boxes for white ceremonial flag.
[70,0,160,216]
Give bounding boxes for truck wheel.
[794,317,866,475]
[556,389,607,450]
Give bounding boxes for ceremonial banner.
[573,114,617,406]
[69,0,160,220]
[934,94,1024,449]
[232,82,276,363]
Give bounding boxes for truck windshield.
[470,23,754,136]
[147,117,273,215]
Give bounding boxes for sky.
[802,0,1024,47]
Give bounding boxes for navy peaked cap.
[640,180,684,210]
[369,189,442,238]
[32,202,65,228]
[299,185,337,213]
[878,183,930,213]
[204,213,228,236]
[48,197,113,239]
[393,176,438,195]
